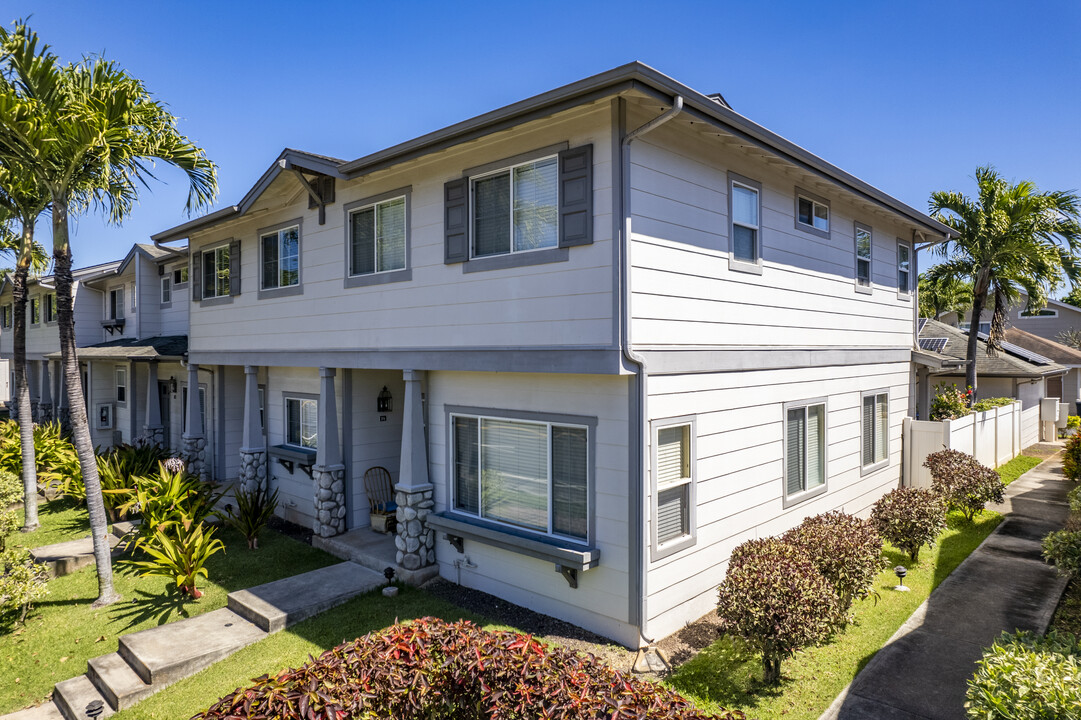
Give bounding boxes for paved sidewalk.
[821,453,1073,720]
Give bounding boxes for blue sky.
[12,0,1081,271]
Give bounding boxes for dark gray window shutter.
[229,238,241,296]
[190,251,202,301]
[558,144,593,248]
[444,177,469,264]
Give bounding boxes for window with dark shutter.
[229,239,241,296]
[190,252,202,301]
[558,144,593,248]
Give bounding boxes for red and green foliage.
[870,487,947,562]
[717,537,839,685]
[930,382,973,420]
[782,511,885,623]
[1064,433,1081,481]
[925,449,1006,521]
[195,617,744,719]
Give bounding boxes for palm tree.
[917,271,973,322]
[0,22,217,606]
[0,161,50,531]
[930,166,1081,395]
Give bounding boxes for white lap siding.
[264,366,324,527]
[426,371,635,647]
[644,361,910,640]
[346,369,405,529]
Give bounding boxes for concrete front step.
[227,561,384,632]
[29,535,121,579]
[85,654,153,711]
[118,608,266,686]
[53,676,111,720]
[0,703,64,720]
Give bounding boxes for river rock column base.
[395,484,435,573]
[140,426,164,448]
[239,450,267,495]
[183,435,207,481]
[313,465,345,538]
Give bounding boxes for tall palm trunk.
[11,239,38,531]
[965,268,992,400]
[53,201,118,606]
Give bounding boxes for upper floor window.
[29,296,40,325]
[796,189,830,237]
[115,366,127,404]
[173,266,188,286]
[285,396,317,449]
[1,304,10,329]
[349,196,406,277]
[728,172,762,272]
[784,399,827,505]
[260,224,300,290]
[202,245,231,299]
[452,412,588,541]
[861,390,889,471]
[897,242,911,296]
[161,276,172,304]
[45,293,56,322]
[855,222,872,291]
[130,282,136,312]
[472,156,558,258]
[109,287,125,320]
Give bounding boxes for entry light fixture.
[377,386,393,413]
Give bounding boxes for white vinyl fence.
[902,402,1034,489]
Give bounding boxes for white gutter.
[621,95,683,648]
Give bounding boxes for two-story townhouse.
[150,62,952,648]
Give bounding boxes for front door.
[159,381,172,450]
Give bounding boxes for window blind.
[657,425,688,486]
[453,417,479,513]
[875,393,888,463]
[480,418,548,533]
[551,425,587,539]
[350,208,375,275]
[862,395,875,466]
[786,408,805,496]
[378,198,406,272]
[806,404,824,490]
[657,485,688,544]
[512,158,558,251]
[474,174,510,257]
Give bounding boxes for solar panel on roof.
[977,333,1053,365]
[918,318,928,333]
[919,337,948,353]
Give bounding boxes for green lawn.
[113,586,508,719]
[11,496,91,549]
[996,455,1043,485]
[0,526,338,715]
[664,510,1003,720]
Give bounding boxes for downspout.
[621,95,683,648]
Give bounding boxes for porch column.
[142,361,164,446]
[182,363,207,480]
[917,367,931,420]
[238,365,267,494]
[39,360,53,422]
[395,369,435,575]
[28,361,39,423]
[312,367,345,538]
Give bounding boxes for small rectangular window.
[1019,308,1057,318]
[855,223,872,289]
[161,276,172,303]
[115,367,127,404]
[130,282,136,312]
[1,304,11,329]
[656,423,693,546]
[29,297,40,325]
[471,156,558,258]
[285,396,318,448]
[109,287,125,320]
[785,400,827,502]
[897,242,911,295]
[202,246,230,299]
[732,184,760,262]
[861,391,889,470]
[45,293,56,322]
[261,225,300,290]
[173,266,189,285]
[797,193,830,233]
[349,197,407,276]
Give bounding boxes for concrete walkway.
[821,453,1073,720]
[2,561,384,720]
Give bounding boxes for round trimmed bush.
[925,449,1005,521]
[196,617,745,719]
[717,537,838,685]
[870,487,947,562]
[782,511,884,623]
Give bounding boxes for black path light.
[894,565,909,592]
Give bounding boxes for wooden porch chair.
[364,466,398,534]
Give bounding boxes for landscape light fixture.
[894,565,909,592]
[377,386,393,413]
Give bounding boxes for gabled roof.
[918,318,1067,378]
[1005,327,1081,367]
[115,243,188,275]
[0,259,123,297]
[45,335,187,361]
[151,62,954,245]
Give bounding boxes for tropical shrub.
[925,449,1006,521]
[717,537,838,685]
[95,442,171,522]
[1065,433,1081,481]
[0,548,49,625]
[930,382,973,420]
[870,487,947,562]
[195,617,745,720]
[965,630,1081,720]
[1042,521,1081,579]
[127,523,224,599]
[782,511,884,623]
[221,484,279,549]
[0,420,80,495]
[971,397,1015,413]
[0,470,19,545]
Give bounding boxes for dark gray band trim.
[463,247,568,274]
[344,268,412,288]
[462,142,568,178]
[199,295,233,307]
[794,186,831,240]
[638,347,911,374]
[188,347,624,374]
[257,284,303,300]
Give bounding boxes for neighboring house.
[940,293,1081,341]
[1003,326,1081,410]
[149,62,952,647]
[915,319,1066,416]
[0,244,195,459]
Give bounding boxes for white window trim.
[1019,308,1058,319]
[345,191,411,281]
[782,397,829,508]
[854,222,873,294]
[202,244,231,299]
[161,276,172,305]
[897,240,912,299]
[1,303,11,329]
[107,286,126,320]
[449,409,592,544]
[283,394,318,450]
[650,415,697,561]
[728,171,763,274]
[860,389,890,475]
[469,154,560,260]
[115,366,127,406]
[794,187,830,239]
[259,221,302,293]
[173,266,189,287]
[130,282,136,312]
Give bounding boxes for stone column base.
[238,450,267,494]
[183,435,207,481]
[39,404,53,423]
[395,485,435,571]
[140,426,164,448]
[58,408,71,437]
[313,465,346,538]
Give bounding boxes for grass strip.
[995,455,1043,485]
[12,496,91,550]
